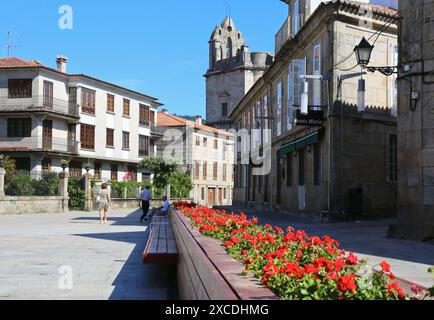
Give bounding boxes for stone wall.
[391,0,434,240]
[0,196,68,215]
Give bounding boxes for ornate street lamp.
[354,37,399,76]
[354,37,374,67]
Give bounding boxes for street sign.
[294,106,324,126]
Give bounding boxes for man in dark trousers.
[140,186,151,223]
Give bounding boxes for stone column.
[58,172,69,212]
[84,173,93,212]
[166,183,171,199]
[0,168,5,198]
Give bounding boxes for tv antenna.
[2,30,21,58]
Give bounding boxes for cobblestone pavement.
[218,206,434,289]
[0,209,177,300]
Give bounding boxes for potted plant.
[61,159,69,172]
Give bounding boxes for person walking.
[140,186,152,223]
[96,183,111,224]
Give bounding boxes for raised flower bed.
[173,202,408,300]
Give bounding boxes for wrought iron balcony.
[0,137,79,154]
[0,95,79,117]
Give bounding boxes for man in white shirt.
[140,187,152,223]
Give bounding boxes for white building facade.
[0,57,162,181]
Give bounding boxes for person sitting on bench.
[146,196,171,222]
[157,196,171,216]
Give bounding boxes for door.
[298,150,306,211]
[43,81,53,109]
[208,188,216,207]
[67,123,76,153]
[42,120,53,150]
[276,158,282,204]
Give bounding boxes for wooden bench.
[143,215,178,264]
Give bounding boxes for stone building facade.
[230,0,399,219]
[389,0,434,240]
[156,111,234,206]
[0,57,161,181]
[205,17,274,129]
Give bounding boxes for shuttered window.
[123,99,130,117]
[8,79,32,98]
[139,104,150,127]
[194,161,200,180]
[7,118,32,137]
[80,124,95,150]
[223,164,227,181]
[213,162,218,181]
[111,165,118,181]
[107,94,115,113]
[106,128,114,147]
[43,81,54,108]
[139,135,150,157]
[203,162,207,180]
[81,88,96,115]
[122,131,130,150]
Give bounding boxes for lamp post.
[354,37,399,76]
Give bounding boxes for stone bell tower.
[205,17,273,129]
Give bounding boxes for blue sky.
[0,0,288,117]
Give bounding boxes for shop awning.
[277,131,321,158]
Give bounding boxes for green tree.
[169,171,193,198]
[0,154,16,183]
[139,157,179,191]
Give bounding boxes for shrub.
[68,177,85,210]
[5,171,36,196]
[110,181,152,198]
[34,172,59,196]
[175,204,408,301]
[169,171,193,199]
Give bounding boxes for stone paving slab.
[0,209,177,300]
[219,206,434,289]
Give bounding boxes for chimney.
[161,109,169,115]
[195,115,203,126]
[56,55,68,73]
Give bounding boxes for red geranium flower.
[225,241,234,248]
[388,283,406,299]
[380,261,391,273]
[346,252,359,266]
[337,274,357,293]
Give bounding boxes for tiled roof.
[157,112,233,137]
[0,57,163,105]
[0,57,42,68]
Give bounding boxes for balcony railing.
[0,95,79,117]
[0,137,79,154]
[275,16,292,54]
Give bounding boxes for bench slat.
[143,214,178,264]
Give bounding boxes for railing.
[275,16,292,54]
[0,95,79,117]
[0,137,79,154]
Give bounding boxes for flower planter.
[171,209,278,300]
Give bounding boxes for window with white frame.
[293,0,300,35]
[287,62,294,131]
[276,82,282,136]
[391,45,398,116]
[292,59,306,112]
[264,95,268,129]
[313,44,321,107]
